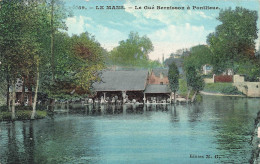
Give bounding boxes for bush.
[195,94,203,102]
[203,83,243,95]
[0,105,8,112]
[178,78,188,97]
[0,109,47,121]
[16,105,32,111]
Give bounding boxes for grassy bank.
[203,83,243,95]
[178,78,202,102]
[178,78,188,97]
[0,105,47,121]
[0,110,47,121]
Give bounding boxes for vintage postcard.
[0,0,260,163]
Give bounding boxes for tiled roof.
[152,68,169,77]
[144,84,171,94]
[93,70,148,91]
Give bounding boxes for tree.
[207,7,258,75]
[168,62,179,103]
[183,45,212,71]
[0,0,36,119]
[43,32,106,99]
[0,0,68,119]
[109,32,155,68]
[185,66,196,100]
[185,66,205,102]
[190,75,204,102]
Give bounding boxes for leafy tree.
[183,45,212,71]
[168,62,179,103]
[185,66,196,100]
[109,32,156,68]
[190,75,205,102]
[44,32,105,99]
[0,0,38,119]
[185,66,205,102]
[207,7,258,75]
[0,0,68,119]
[235,58,260,81]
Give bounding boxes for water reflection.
[170,105,179,123]
[0,96,260,164]
[7,122,20,164]
[187,104,204,123]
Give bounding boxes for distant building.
[148,68,169,85]
[9,79,33,105]
[202,64,213,75]
[222,68,234,75]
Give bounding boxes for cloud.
[148,42,197,61]
[196,11,214,20]
[65,16,92,35]
[147,23,213,60]
[149,23,211,43]
[108,21,124,26]
[94,25,126,43]
[102,43,119,51]
[65,15,126,50]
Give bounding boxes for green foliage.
[0,0,106,103]
[185,65,205,92]
[0,109,47,121]
[182,45,209,94]
[0,81,6,106]
[207,7,258,74]
[203,83,243,95]
[168,62,179,92]
[109,31,158,68]
[178,78,188,97]
[183,45,212,71]
[195,94,203,102]
[0,105,8,112]
[192,75,205,92]
[235,58,260,81]
[43,32,106,99]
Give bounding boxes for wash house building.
[93,70,148,103]
[93,69,172,104]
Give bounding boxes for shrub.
[178,78,188,97]
[0,109,47,121]
[0,105,8,112]
[203,83,243,95]
[16,105,32,111]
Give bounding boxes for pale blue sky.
[63,0,260,60]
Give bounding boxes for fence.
[214,75,233,83]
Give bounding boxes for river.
[0,96,260,164]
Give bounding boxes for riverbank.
[0,110,47,121]
[200,91,245,97]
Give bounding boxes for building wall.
[233,82,260,97]
[233,75,245,83]
[204,78,214,83]
[148,72,169,85]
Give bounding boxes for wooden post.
[143,93,146,104]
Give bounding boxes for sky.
[63,0,260,61]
